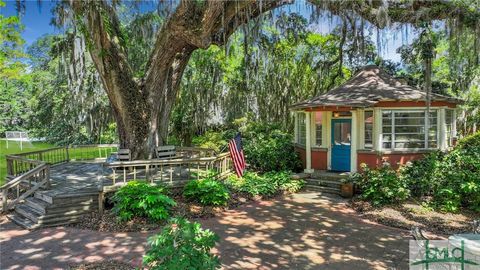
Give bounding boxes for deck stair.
[303,171,348,195]
[8,190,98,229]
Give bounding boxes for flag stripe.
[228,133,246,177]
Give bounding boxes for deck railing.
[103,151,233,189]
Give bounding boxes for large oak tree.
[68,0,479,159]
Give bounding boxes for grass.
[0,139,117,185]
[0,139,55,185]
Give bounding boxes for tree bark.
[70,0,477,159]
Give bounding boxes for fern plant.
[183,177,230,206]
[112,181,176,221]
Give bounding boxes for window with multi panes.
[382,110,437,149]
[445,109,454,147]
[364,110,373,149]
[297,113,306,145]
[315,112,323,146]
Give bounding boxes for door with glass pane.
[331,119,351,171]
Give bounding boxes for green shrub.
[191,131,228,152]
[433,135,480,212]
[143,217,220,270]
[226,171,304,197]
[183,178,230,206]
[263,171,305,193]
[399,151,445,198]
[242,123,302,172]
[354,163,410,206]
[112,181,176,221]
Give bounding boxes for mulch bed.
[350,197,480,235]
[70,191,267,232]
[69,260,134,270]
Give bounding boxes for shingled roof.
[291,65,461,110]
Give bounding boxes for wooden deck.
[3,145,233,229]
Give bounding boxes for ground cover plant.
[112,181,176,221]
[226,171,305,198]
[183,177,230,206]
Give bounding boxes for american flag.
[228,133,246,177]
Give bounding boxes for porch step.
[305,178,342,189]
[8,190,100,230]
[304,185,341,195]
[7,213,40,230]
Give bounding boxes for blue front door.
[331,119,351,172]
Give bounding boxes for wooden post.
[146,165,150,183]
[2,189,7,212]
[45,166,51,188]
[98,191,105,215]
[304,112,313,173]
[65,146,70,162]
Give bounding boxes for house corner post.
[350,110,358,173]
[439,108,447,150]
[304,112,314,174]
[373,108,382,151]
[293,112,298,144]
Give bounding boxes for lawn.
[0,140,117,185]
[0,139,55,185]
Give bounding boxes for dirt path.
[1,192,410,269]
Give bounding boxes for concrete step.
[309,172,348,182]
[304,185,340,195]
[305,178,342,189]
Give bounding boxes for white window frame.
[445,109,455,147]
[364,110,374,149]
[380,109,439,150]
[314,112,323,147]
[297,113,307,145]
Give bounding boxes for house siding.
[357,151,430,170]
[294,145,328,170]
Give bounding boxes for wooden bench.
[156,145,176,159]
[117,149,131,162]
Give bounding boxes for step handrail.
[1,163,50,212]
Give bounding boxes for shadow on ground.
[0,192,410,270]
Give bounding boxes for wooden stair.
[303,171,348,195]
[7,191,99,229]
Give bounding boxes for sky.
[0,0,415,62]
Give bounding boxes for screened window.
[315,112,323,146]
[297,113,306,145]
[364,111,373,148]
[382,110,437,149]
[446,109,454,147]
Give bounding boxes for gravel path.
[1,192,411,270]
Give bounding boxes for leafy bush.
[263,171,305,193]
[226,171,304,197]
[353,163,410,206]
[144,217,220,270]
[183,177,230,206]
[112,181,176,221]
[399,151,445,197]
[191,131,228,152]
[242,122,302,172]
[432,133,480,212]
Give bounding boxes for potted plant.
[340,174,357,198]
